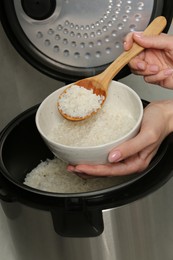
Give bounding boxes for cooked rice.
[24,158,132,193]
[49,90,137,147]
[58,85,105,118]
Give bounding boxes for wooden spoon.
[58,16,167,121]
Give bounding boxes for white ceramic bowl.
[36,81,143,165]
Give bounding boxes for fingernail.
[137,62,145,70]
[67,166,75,172]
[134,32,143,38]
[164,68,173,76]
[108,150,122,163]
[123,41,129,51]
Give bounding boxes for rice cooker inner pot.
[1,0,172,81]
[0,105,173,237]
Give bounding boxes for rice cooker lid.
[0,0,171,81]
[14,0,158,68]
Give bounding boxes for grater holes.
[63,50,70,57]
[80,42,85,48]
[135,14,142,22]
[85,53,91,59]
[55,34,61,41]
[106,47,111,54]
[36,31,43,39]
[44,39,51,46]
[122,15,128,22]
[71,41,77,47]
[74,52,80,59]
[63,39,68,45]
[53,45,60,52]
[88,42,94,48]
[95,51,101,58]
[129,24,137,31]
[125,5,132,14]
[137,2,144,11]
[117,23,124,30]
[48,28,54,35]
[115,42,121,48]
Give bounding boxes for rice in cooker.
[24,158,132,193]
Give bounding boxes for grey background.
[0,20,173,260]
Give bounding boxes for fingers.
[124,32,173,87]
[144,68,173,87]
[67,101,172,177]
[124,32,173,72]
[129,58,160,76]
[124,33,162,77]
[67,127,162,176]
[67,140,159,177]
[108,129,153,163]
[124,32,171,51]
[133,33,173,50]
[124,32,135,50]
[67,130,158,176]
[67,150,155,176]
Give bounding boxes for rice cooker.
[0,1,173,260]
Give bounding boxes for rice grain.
[24,158,132,193]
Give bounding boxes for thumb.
[108,130,150,163]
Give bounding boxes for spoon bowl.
[58,16,167,121]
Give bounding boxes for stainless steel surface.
[1,177,173,260]
[0,207,16,260]
[0,24,64,132]
[0,23,63,260]
[14,0,157,68]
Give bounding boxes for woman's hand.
[67,33,173,177]
[67,100,173,176]
[124,33,173,88]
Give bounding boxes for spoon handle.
[100,16,167,88]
